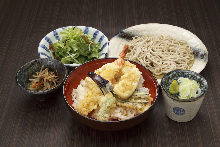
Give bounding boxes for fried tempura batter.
[95,59,141,99]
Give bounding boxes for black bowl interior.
[16,58,67,94]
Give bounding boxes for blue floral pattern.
[38,26,109,67]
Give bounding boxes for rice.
[110,107,137,120]
[71,74,151,121]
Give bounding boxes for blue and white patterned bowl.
[38,26,109,67]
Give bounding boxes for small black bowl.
[16,58,67,95]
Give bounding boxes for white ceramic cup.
[161,70,208,122]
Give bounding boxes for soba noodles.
[126,35,194,78]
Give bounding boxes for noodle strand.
[126,35,194,78]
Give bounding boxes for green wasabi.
[169,80,179,94]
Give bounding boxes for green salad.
[49,27,102,64]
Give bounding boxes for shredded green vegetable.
[178,77,201,99]
[50,27,102,64]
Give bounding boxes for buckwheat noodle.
[126,35,194,78]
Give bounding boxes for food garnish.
[50,27,101,64]
[169,80,179,94]
[169,77,201,99]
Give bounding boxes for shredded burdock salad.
[28,66,59,91]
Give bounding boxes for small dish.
[161,70,208,122]
[38,26,109,67]
[16,58,67,95]
[63,58,159,130]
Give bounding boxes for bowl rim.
[16,58,68,94]
[161,69,208,102]
[63,57,159,123]
[38,25,109,67]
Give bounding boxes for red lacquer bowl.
[63,58,159,130]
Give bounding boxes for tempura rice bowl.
[63,58,159,130]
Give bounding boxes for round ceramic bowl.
[161,70,208,122]
[38,26,109,67]
[16,58,68,95]
[63,58,159,131]
[109,23,208,84]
